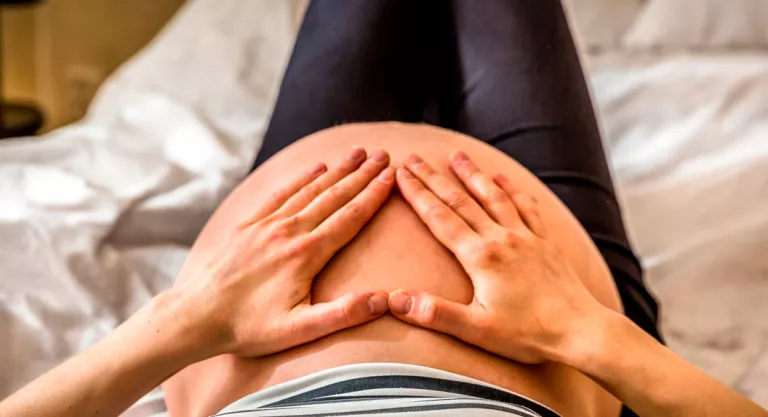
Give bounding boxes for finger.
[311,166,395,257]
[405,154,496,234]
[512,193,548,238]
[493,174,547,238]
[246,163,327,223]
[272,147,368,219]
[300,150,390,230]
[287,292,389,344]
[396,167,479,253]
[449,151,523,228]
[389,290,477,342]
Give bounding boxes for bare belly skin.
[164,123,623,417]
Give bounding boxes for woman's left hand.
[168,147,395,358]
[388,152,604,364]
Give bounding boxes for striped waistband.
[213,363,561,417]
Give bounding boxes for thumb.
[389,290,476,339]
[288,292,389,344]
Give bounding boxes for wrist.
[140,289,230,362]
[544,305,625,369]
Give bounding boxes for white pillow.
[564,0,643,50]
[624,0,768,49]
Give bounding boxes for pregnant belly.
[164,123,622,417]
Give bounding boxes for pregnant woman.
[2,1,766,417]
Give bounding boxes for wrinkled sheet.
[0,0,299,401]
[1,0,767,413]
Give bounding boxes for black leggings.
[254,2,661,414]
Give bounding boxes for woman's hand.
[170,147,394,358]
[389,151,607,364]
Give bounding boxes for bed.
[1,0,767,413]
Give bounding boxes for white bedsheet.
[1,0,767,411]
[0,0,298,399]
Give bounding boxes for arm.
[0,147,395,417]
[389,151,768,417]
[558,309,768,417]
[0,293,210,417]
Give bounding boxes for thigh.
[449,0,605,177]
[254,0,453,168]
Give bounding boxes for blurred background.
[1,0,767,414]
[1,0,188,133]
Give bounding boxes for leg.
[253,0,454,168]
[446,0,662,368]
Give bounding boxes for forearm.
[556,310,767,417]
[0,291,215,417]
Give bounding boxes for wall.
[1,0,186,131]
[1,6,36,103]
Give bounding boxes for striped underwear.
[212,363,562,417]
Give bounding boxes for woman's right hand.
[389,151,609,364]
[169,147,395,359]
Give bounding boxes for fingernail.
[452,151,469,162]
[493,174,513,190]
[370,150,389,163]
[397,167,414,180]
[311,163,327,176]
[348,147,366,161]
[406,154,423,166]
[378,167,395,183]
[389,291,413,314]
[367,293,389,315]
